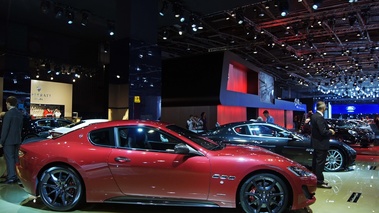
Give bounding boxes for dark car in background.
[21,116,73,141]
[326,119,375,148]
[203,121,357,172]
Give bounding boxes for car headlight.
[288,166,313,177]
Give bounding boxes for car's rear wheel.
[325,149,344,172]
[239,173,289,213]
[38,166,84,211]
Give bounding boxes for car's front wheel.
[38,166,84,211]
[325,149,344,172]
[239,173,289,213]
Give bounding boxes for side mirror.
[174,143,190,154]
[174,143,201,156]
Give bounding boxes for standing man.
[263,110,274,123]
[0,96,23,184]
[310,101,335,189]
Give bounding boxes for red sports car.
[17,120,317,213]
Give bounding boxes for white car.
[48,119,109,138]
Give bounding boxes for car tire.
[38,165,84,211]
[239,173,289,213]
[325,149,344,172]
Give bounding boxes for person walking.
[0,96,23,184]
[263,110,274,123]
[310,101,335,189]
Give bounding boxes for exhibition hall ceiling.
[158,0,379,103]
[1,0,379,103]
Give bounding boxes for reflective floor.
[1,146,378,213]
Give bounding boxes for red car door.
[107,148,211,200]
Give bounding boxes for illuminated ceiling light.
[162,30,168,40]
[80,11,90,26]
[108,21,115,36]
[66,9,75,25]
[159,1,168,16]
[173,3,182,18]
[197,22,203,30]
[279,0,289,17]
[312,0,323,10]
[235,8,244,24]
[179,15,185,22]
[54,6,64,19]
[258,8,265,17]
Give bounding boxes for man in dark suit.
[0,96,23,184]
[310,101,335,189]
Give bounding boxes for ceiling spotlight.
[162,30,168,40]
[173,3,182,18]
[80,11,90,26]
[312,0,323,10]
[159,0,168,16]
[235,8,244,24]
[279,0,289,17]
[108,21,115,36]
[54,6,64,19]
[66,9,75,24]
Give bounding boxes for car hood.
[214,144,296,164]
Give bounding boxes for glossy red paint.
[17,120,317,212]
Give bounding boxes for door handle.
[115,157,131,162]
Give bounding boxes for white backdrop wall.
[30,80,72,117]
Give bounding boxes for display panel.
[331,104,379,114]
[30,80,73,118]
[258,72,275,104]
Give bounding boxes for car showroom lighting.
[80,11,89,26]
[108,21,115,36]
[312,0,323,10]
[159,0,168,16]
[66,9,74,24]
[279,0,289,17]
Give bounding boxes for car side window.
[258,125,284,137]
[257,125,276,137]
[90,128,114,147]
[116,126,182,152]
[249,125,260,135]
[233,125,250,135]
[146,128,182,152]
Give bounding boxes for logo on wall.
[346,106,356,112]
[31,85,52,101]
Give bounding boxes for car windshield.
[166,124,221,150]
